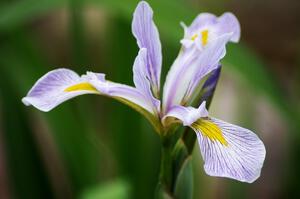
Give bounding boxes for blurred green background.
[0,0,300,198]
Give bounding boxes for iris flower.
[22,1,265,183]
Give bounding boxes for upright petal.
[193,118,266,183]
[133,48,160,113]
[162,34,231,113]
[22,68,99,112]
[132,1,162,96]
[181,12,240,49]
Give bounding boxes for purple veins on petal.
[132,1,162,96]
[22,68,99,112]
[195,118,266,183]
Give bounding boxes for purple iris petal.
[196,118,266,183]
[162,102,208,126]
[182,12,240,46]
[133,48,161,113]
[163,34,231,113]
[132,1,162,96]
[22,69,99,112]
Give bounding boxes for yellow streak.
[192,119,228,146]
[191,33,198,41]
[64,82,98,92]
[201,30,209,46]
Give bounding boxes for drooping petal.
[22,69,157,115]
[193,118,266,183]
[162,104,265,182]
[132,1,162,96]
[181,12,240,49]
[133,48,160,113]
[22,68,99,112]
[162,34,231,113]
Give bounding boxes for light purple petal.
[216,12,240,42]
[133,48,160,113]
[22,68,99,112]
[132,1,162,96]
[162,34,231,113]
[181,12,240,49]
[22,69,158,115]
[86,72,158,115]
[162,102,208,126]
[188,13,217,32]
[195,118,266,183]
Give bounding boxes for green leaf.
[155,184,173,199]
[174,157,193,199]
[171,139,189,185]
[80,179,131,199]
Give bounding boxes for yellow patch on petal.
[192,119,228,146]
[64,82,98,92]
[191,33,198,41]
[201,30,209,46]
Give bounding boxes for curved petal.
[22,68,157,115]
[181,12,240,49]
[193,118,266,183]
[22,68,99,112]
[162,34,231,113]
[217,13,240,43]
[162,104,265,182]
[132,1,162,96]
[133,48,160,113]
[162,102,208,126]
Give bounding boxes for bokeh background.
[0,0,300,198]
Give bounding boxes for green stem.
[156,136,174,199]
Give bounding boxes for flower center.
[190,29,209,47]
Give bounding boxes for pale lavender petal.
[181,12,240,49]
[86,72,158,114]
[216,13,240,42]
[195,118,266,183]
[133,48,160,113]
[162,34,231,113]
[132,1,162,95]
[188,13,217,32]
[162,102,208,126]
[23,69,157,115]
[22,68,99,112]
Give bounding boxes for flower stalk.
[158,136,174,193]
